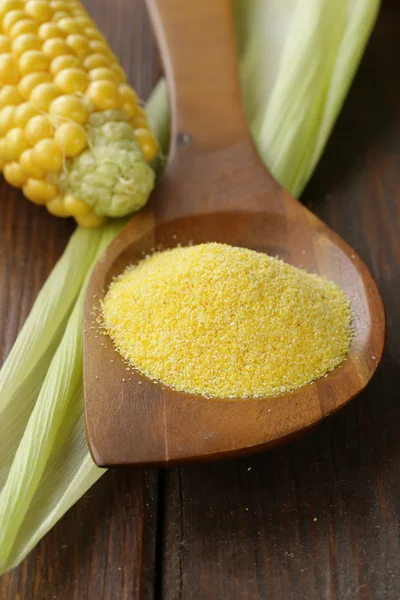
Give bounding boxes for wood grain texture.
[0,1,160,599]
[84,0,384,468]
[160,1,400,598]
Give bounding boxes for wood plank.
[0,1,160,598]
[161,3,400,599]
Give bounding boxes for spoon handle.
[146,0,249,155]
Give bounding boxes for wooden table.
[1,1,399,598]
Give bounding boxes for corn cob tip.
[56,110,156,218]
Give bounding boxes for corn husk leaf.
[0,227,104,488]
[236,0,380,196]
[0,222,126,570]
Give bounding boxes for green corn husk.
[0,222,127,568]
[0,227,104,490]
[0,0,380,573]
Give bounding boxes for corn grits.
[102,243,353,399]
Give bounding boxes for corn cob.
[0,0,157,227]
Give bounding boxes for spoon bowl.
[83,0,385,467]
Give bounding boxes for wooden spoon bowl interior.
[84,209,385,467]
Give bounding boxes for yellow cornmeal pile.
[102,243,353,399]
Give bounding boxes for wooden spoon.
[83,0,385,467]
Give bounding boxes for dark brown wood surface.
[84,0,384,469]
[1,0,399,598]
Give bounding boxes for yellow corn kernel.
[3,127,28,160]
[38,22,65,40]
[123,99,140,120]
[111,63,126,83]
[84,27,105,42]
[66,33,90,57]
[83,53,109,70]
[86,80,119,111]
[134,128,158,162]
[2,9,25,33]
[10,19,39,37]
[52,11,69,21]
[0,106,15,135]
[47,196,70,217]
[18,72,51,99]
[12,33,42,56]
[0,85,23,108]
[23,177,58,204]
[119,83,138,103]
[0,34,11,53]
[49,94,89,124]
[120,84,140,119]
[14,102,39,127]
[54,121,86,156]
[0,53,19,84]
[132,113,148,129]
[25,0,53,22]
[64,193,91,216]
[80,96,94,113]
[50,54,79,75]
[42,37,73,58]
[89,67,118,84]
[3,160,26,187]
[18,50,50,75]
[73,17,92,29]
[57,16,81,34]
[30,82,60,110]
[54,67,89,94]
[25,114,53,145]
[75,212,105,228]
[19,148,45,178]
[0,0,23,16]
[132,106,149,129]
[88,40,111,57]
[32,138,63,171]
[50,1,70,11]
[71,13,89,24]
[119,83,137,98]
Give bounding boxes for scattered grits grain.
[102,243,352,398]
